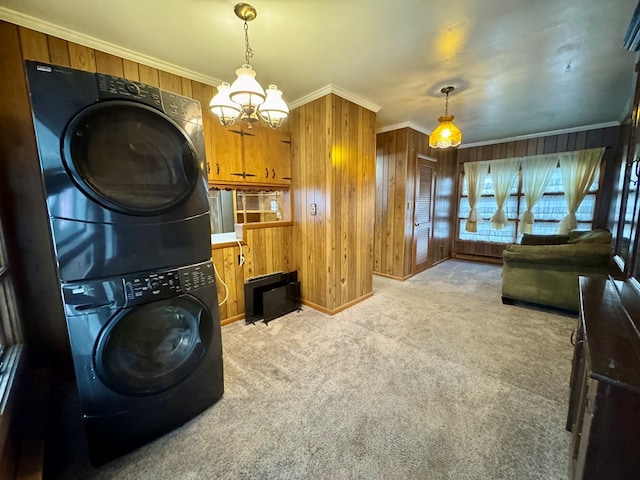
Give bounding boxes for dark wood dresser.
[567,276,640,479]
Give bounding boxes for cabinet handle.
[265,168,269,178]
[216,163,220,175]
[272,168,276,179]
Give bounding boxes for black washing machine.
[62,260,223,465]
[25,61,211,281]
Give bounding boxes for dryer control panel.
[97,73,162,109]
[123,260,216,307]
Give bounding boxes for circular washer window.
[62,101,199,215]
[94,295,213,396]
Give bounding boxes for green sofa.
[501,229,613,311]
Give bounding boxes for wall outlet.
[310,203,317,215]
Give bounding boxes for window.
[0,217,22,413]
[458,164,599,244]
[612,143,640,271]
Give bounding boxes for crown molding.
[0,6,222,86]
[289,84,381,113]
[458,121,621,149]
[376,122,432,136]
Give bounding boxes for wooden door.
[243,125,272,184]
[412,157,436,274]
[268,130,292,184]
[209,121,244,183]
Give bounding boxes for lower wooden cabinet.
[567,276,640,479]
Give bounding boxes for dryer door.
[62,100,199,215]
[94,294,213,396]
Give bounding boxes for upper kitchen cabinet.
[269,130,292,183]
[208,119,244,183]
[208,121,291,187]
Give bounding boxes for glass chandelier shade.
[209,82,242,126]
[258,85,289,129]
[229,64,266,123]
[429,114,462,148]
[210,4,288,129]
[429,86,462,148]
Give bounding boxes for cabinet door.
[243,125,271,184]
[209,121,244,183]
[268,131,292,184]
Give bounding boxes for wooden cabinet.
[567,276,640,480]
[208,120,243,183]
[208,120,291,187]
[234,190,284,224]
[269,130,292,183]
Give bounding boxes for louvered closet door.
[413,158,436,274]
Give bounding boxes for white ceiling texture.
[1,0,638,146]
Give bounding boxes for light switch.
[310,203,317,215]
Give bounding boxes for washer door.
[62,100,199,215]
[94,295,213,396]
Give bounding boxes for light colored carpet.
[49,259,575,479]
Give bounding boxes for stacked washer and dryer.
[26,61,224,465]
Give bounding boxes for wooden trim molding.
[373,271,413,281]
[220,313,244,327]
[301,291,374,315]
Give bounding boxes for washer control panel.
[97,73,162,108]
[123,260,216,307]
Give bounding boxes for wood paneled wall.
[244,224,295,278]
[211,224,294,324]
[211,244,245,324]
[290,94,376,313]
[408,129,459,265]
[374,128,458,279]
[455,126,622,260]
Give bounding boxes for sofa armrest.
[503,243,612,268]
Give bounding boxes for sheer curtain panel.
[489,158,521,229]
[463,161,489,232]
[519,155,558,234]
[558,147,604,233]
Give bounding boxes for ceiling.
[1,0,639,146]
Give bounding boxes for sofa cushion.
[567,228,612,244]
[503,243,612,268]
[520,233,569,245]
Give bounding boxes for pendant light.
[210,3,289,129]
[429,86,462,148]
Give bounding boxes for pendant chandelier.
[209,3,289,129]
[429,86,462,148]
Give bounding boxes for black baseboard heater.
[244,271,301,324]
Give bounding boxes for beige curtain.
[463,161,489,232]
[489,158,521,229]
[519,155,558,234]
[558,147,605,234]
